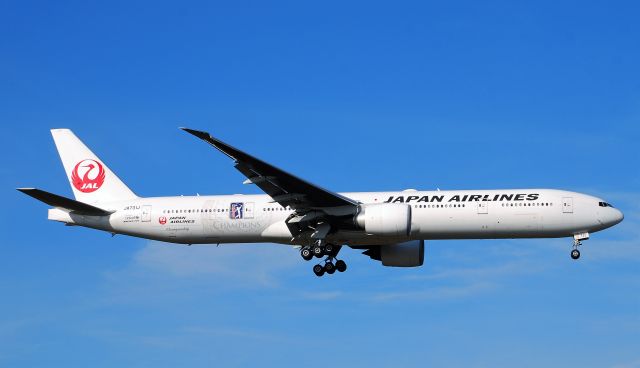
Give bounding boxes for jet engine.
[380,240,425,267]
[355,203,411,237]
[362,240,425,267]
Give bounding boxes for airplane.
[18,128,624,277]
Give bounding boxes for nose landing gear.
[571,233,589,260]
[571,248,581,260]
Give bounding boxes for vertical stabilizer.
[51,129,137,204]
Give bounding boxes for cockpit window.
[599,202,615,208]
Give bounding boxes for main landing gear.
[313,259,347,277]
[300,241,348,277]
[571,233,589,260]
[313,258,347,277]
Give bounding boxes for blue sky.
[1,0,639,367]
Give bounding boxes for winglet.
[180,127,239,161]
[180,127,211,141]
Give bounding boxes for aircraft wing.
[181,128,358,211]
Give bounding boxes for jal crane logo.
[71,159,105,193]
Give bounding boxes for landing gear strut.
[324,243,336,257]
[307,242,347,277]
[571,233,588,260]
[306,223,348,277]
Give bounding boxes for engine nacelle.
[355,203,412,237]
[381,240,425,267]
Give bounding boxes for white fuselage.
[48,188,624,246]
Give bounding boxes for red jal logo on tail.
[71,159,105,193]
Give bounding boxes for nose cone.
[613,208,624,224]
[604,208,624,227]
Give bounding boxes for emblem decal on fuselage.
[230,202,244,219]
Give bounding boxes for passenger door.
[141,205,152,222]
[562,197,573,214]
[478,201,489,214]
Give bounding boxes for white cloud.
[80,324,292,352]
[299,291,344,301]
[369,281,496,302]
[180,325,290,343]
[99,241,301,305]
[611,358,640,368]
[401,258,541,282]
[132,241,298,283]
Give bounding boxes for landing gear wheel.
[301,248,313,261]
[312,245,324,258]
[324,244,335,256]
[335,260,347,273]
[324,261,336,274]
[313,264,325,277]
[571,249,581,260]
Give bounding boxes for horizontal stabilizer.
[17,188,114,216]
